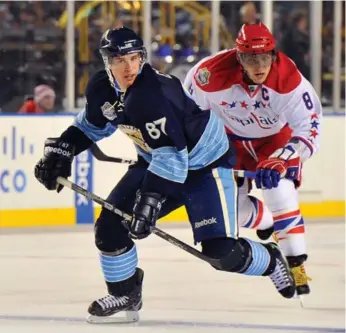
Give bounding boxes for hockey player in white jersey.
[184,23,322,297]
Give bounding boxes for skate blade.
[293,292,305,308]
[86,311,139,324]
[298,294,306,308]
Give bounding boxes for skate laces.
[291,265,312,286]
[270,258,291,291]
[96,295,129,310]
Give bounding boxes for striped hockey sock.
[100,245,138,283]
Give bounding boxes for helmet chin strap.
[243,70,257,85]
[102,56,120,93]
[236,54,253,84]
[237,60,258,85]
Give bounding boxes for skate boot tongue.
[287,256,311,296]
[291,266,311,295]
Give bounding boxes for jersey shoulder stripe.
[264,51,302,94]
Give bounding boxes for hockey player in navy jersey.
[34,27,295,323]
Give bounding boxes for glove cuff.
[287,137,314,162]
[44,138,75,162]
[135,191,166,209]
[270,145,298,161]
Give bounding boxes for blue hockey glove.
[128,191,165,240]
[255,144,301,189]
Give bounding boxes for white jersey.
[184,49,322,160]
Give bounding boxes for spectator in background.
[240,2,259,25]
[279,12,310,80]
[18,84,56,113]
[0,4,13,29]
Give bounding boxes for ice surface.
[0,220,344,333]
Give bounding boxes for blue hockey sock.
[241,238,270,276]
[100,245,138,282]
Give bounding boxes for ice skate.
[87,268,144,324]
[287,255,311,306]
[265,243,296,299]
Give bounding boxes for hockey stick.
[57,176,224,269]
[90,144,137,164]
[90,144,257,178]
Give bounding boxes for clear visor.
[238,52,274,67]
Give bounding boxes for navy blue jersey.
[73,64,234,196]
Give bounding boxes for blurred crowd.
[0,1,344,113]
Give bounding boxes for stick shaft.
[90,144,256,178]
[56,177,223,269]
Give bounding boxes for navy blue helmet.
[99,26,147,59]
[99,26,147,90]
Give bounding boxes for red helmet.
[236,23,275,54]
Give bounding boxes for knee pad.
[201,238,251,272]
[95,208,134,253]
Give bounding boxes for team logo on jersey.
[196,67,210,86]
[101,101,117,121]
[118,125,152,153]
[101,99,124,121]
[228,113,280,128]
